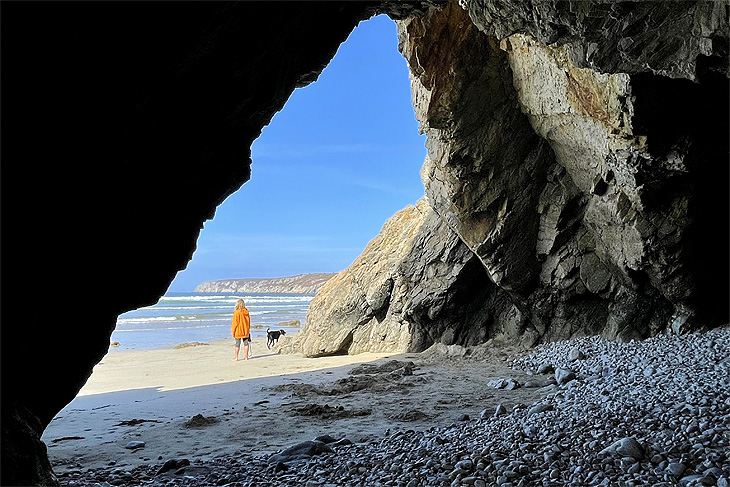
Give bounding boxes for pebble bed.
[59,327,729,487]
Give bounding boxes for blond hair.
[235,299,246,310]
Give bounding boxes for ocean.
[111,292,314,351]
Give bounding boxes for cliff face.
[3,1,728,484]
[289,0,728,356]
[194,274,336,294]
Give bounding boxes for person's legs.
[243,343,249,360]
[234,338,241,361]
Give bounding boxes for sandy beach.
[42,336,549,478]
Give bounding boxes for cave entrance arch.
[41,13,429,476]
[108,14,427,350]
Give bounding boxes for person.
[231,298,251,361]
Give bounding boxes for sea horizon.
[110,291,313,351]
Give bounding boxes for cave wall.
[1,2,433,484]
[414,0,729,340]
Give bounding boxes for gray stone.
[488,378,520,390]
[555,368,576,385]
[527,402,554,416]
[667,463,687,477]
[537,363,554,374]
[156,458,190,475]
[569,347,586,361]
[284,197,501,356]
[123,441,145,450]
[680,475,704,485]
[268,440,333,464]
[599,437,644,460]
[455,459,474,471]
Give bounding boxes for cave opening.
[107,14,427,352]
[41,12,431,476]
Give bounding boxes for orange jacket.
[231,307,251,339]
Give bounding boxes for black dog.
[266,328,286,349]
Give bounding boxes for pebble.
[599,437,644,460]
[537,363,554,374]
[527,402,553,416]
[568,347,586,361]
[123,441,145,450]
[57,327,730,487]
[668,462,687,477]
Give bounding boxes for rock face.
[408,0,729,342]
[2,0,727,484]
[282,198,513,356]
[194,273,336,294]
[288,0,728,355]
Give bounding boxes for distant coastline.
[194,273,337,294]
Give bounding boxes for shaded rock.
[527,402,554,416]
[124,441,145,450]
[555,368,576,385]
[156,459,190,476]
[568,347,586,361]
[488,378,520,390]
[313,435,339,444]
[667,463,687,477]
[599,437,644,460]
[537,363,554,374]
[268,440,334,464]
[285,197,501,356]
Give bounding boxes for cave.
[2,1,728,485]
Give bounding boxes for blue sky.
[169,15,427,292]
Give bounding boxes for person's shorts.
[235,337,251,347]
